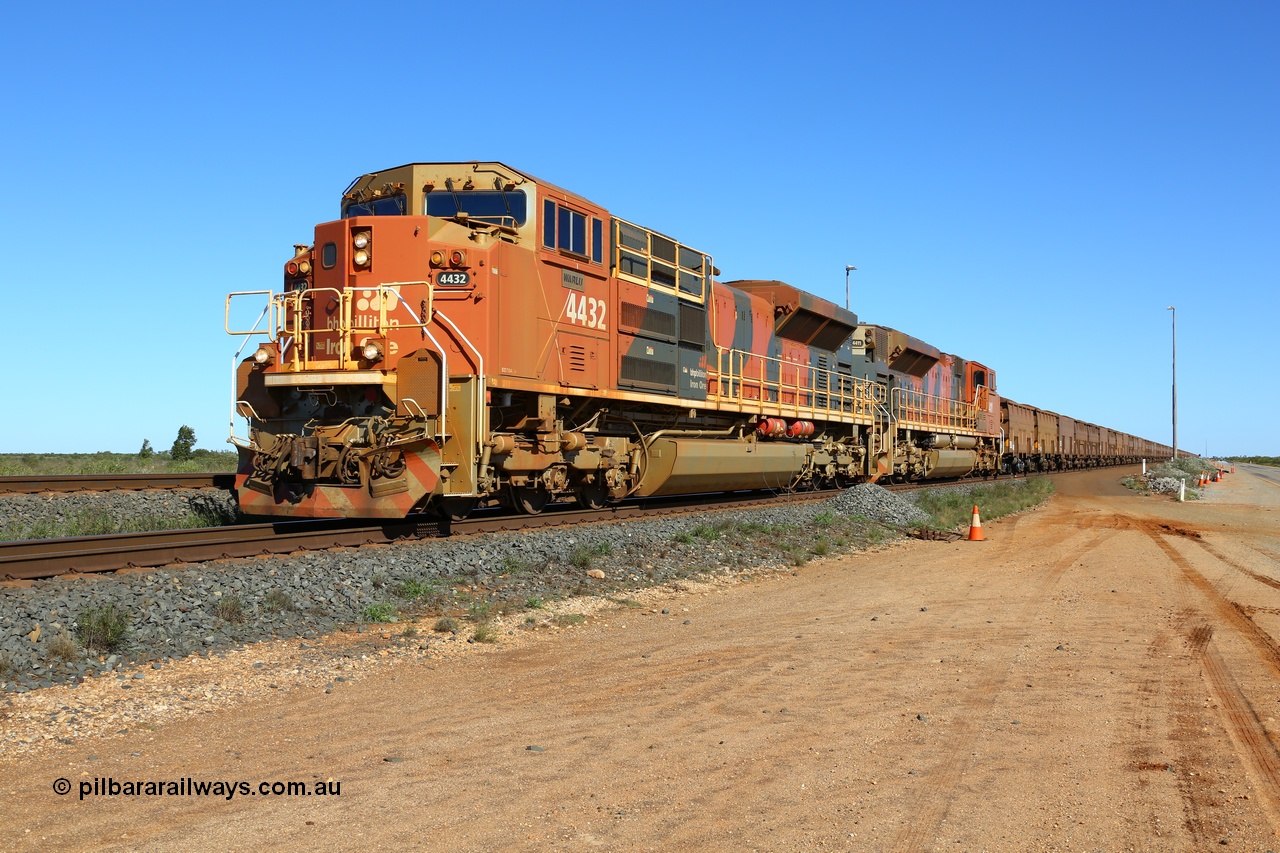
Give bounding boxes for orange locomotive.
[225,162,1167,519]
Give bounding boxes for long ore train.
[226,161,1170,519]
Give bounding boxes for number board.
[436,271,470,287]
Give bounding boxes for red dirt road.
[3,466,1280,851]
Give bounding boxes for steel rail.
[0,473,236,495]
[0,488,841,582]
[0,465,1140,582]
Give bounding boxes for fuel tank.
[634,438,808,497]
[923,449,977,479]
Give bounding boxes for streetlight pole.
[845,265,857,311]
[1168,305,1177,460]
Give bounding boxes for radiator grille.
[679,303,706,348]
[621,301,676,339]
[621,355,676,389]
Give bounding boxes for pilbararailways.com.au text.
[55,777,341,801]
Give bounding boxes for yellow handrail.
[705,348,883,423]
[890,387,978,432]
[227,283,433,371]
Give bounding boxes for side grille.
[621,355,677,389]
[679,303,706,348]
[621,301,676,340]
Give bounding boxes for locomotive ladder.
[872,399,894,478]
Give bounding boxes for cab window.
[343,195,406,217]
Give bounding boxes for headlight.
[361,341,383,362]
[253,346,273,365]
[353,249,370,267]
[353,231,371,250]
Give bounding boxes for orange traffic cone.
[968,505,985,541]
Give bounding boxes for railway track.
[0,473,236,494]
[0,488,844,582]
[0,467,1134,582]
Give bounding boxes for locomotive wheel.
[576,484,610,510]
[511,485,549,515]
[437,497,477,522]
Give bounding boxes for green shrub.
[360,603,396,623]
[472,623,498,643]
[393,578,439,602]
[433,616,459,633]
[75,602,131,653]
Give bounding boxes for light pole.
[1168,305,1177,460]
[845,265,857,311]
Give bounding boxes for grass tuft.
[213,594,248,624]
[360,603,396,623]
[262,589,294,613]
[433,616,459,633]
[75,602,131,653]
[569,541,613,569]
[48,631,79,663]
[393,578,440,603]
[913,477,1055,532]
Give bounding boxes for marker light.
[430,251,445,267]
[449,250,466,267]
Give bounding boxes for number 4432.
[564,292,607,330]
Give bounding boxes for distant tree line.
[1225,456,1280,467]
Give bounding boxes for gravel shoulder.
[3,467,1278,851]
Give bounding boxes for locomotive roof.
[344,161,598,210]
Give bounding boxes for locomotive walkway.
[2,466,1278,850]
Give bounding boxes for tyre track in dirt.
[1139,522,1280,831]
[1126,630,1205,845]
[888,525,1118,852]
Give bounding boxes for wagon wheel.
[511,485,549,515]
[576,484,610,510]
[437,497,478,522]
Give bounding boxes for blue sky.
[1,1,1275,456]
